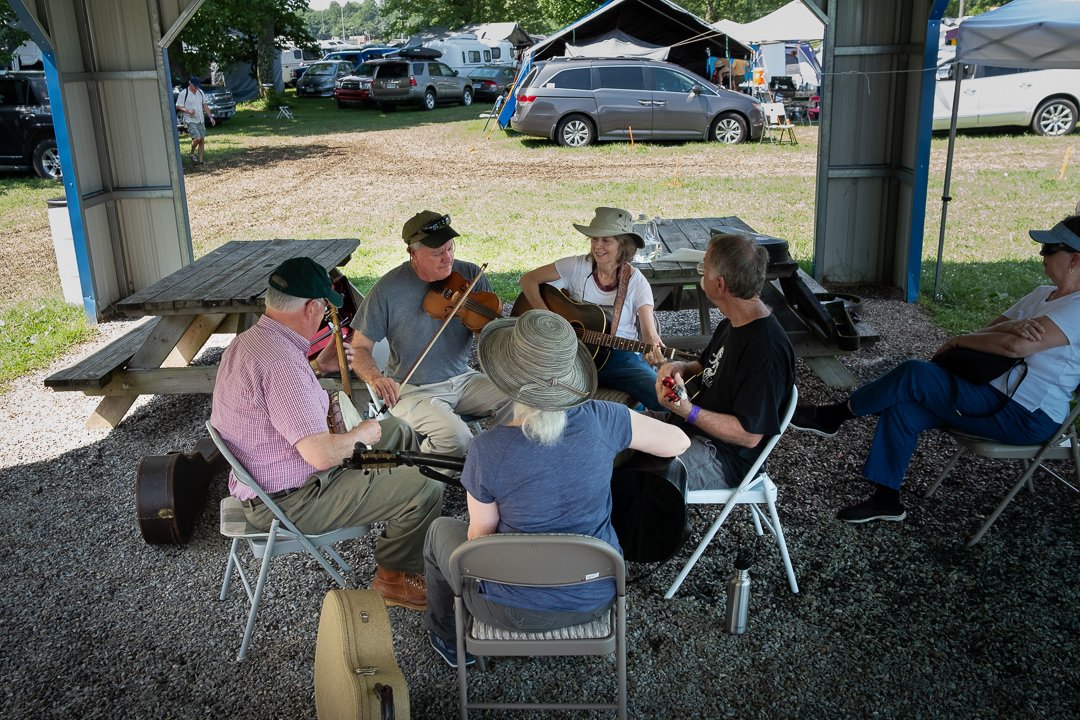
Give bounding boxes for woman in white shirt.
[520,207,665,410]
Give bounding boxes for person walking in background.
[175,76,215,165]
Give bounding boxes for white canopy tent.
[714,1,824,44]
[713,2,824,87]
[564,28,670,60]
[933,0,1080,298]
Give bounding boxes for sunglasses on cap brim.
[422,214,452,233]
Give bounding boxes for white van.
[933,62,1080,136]
[280,46,321,86]
[423,34,514,74]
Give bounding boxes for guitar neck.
[575,327,677,360]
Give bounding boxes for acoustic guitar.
[510,284,697,370]
[342,447,689,564]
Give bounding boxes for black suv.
[0,71,60,179]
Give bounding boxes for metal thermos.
[725,551,753,635]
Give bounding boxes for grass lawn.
[0,91,1077,388]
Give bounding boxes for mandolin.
[511,284,698,370]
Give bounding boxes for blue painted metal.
[908,0,952,303]
[7,2,97,319]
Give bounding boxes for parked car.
[467,65,518,100]
[511,57,764,147]
[933,64,1080,136]
[323,47,398,68]
[172,80,236,122]
[0,70,60,179]
[334,62,380,108]
[369,51,473,111]
[281,46,321,87]
[296,60,356,98]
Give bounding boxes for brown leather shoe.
[371,566,427,611]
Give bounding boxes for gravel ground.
[1,290,1078,719]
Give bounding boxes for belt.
[241,483,310,510]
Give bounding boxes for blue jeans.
[849,360,1057,490]
[598,349,661,411]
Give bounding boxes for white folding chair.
[924,392,1080,546]
[664,386,799,599]
[448,534,627,720]
[760,102,798,145]
[208,422,370,661]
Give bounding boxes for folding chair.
[760,102,798,145]
[276,105,294,121]
[924,393,1080,546]
[208,422,371,661]
[448,534,627,720]
[664,386,799,599]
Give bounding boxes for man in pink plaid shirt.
[211,257,443,611]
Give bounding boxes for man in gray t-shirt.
[350,211,511,456]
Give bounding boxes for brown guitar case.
[136,437,227,545]
[315,588,410,720]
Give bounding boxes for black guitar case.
[610,453,690,564]
[135,437,227,545]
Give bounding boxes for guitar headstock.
[342,448,399,470]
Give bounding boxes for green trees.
[171,0,315,93]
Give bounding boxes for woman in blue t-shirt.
[421,310,690,668]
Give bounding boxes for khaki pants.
[390,370,512,456]
[243,415,442,573]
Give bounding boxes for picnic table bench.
[45,239,359,428]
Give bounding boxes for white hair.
[513,402,567,445]
[264,286,309,312]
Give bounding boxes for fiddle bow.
[372,264,492,417]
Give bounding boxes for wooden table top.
[632,216,797,282]
[115,239,359,317]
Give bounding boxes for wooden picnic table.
[46,239,359,429]
[632,217,879,387]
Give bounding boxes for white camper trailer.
[423,33,514,74]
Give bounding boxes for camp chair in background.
[664,386,799,599]
[760,102,798,145]
[208,422,371,661]
[448,534,628,720]
[924,392,1080,546]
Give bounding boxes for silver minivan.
[370,57,473,111]
[512,57,764,146]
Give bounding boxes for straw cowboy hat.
[477,310,597,410]
[573,207,644,248]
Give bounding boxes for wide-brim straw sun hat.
[573,206,644,248]
[477,310,597,410]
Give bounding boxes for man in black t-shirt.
[648,233,795,490]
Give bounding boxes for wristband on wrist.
[686,404,701,425]
[309,359,321,376]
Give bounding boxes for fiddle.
[423,270,502,332]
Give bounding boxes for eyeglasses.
[422,214,452,233]
[1040,243,1074,257]
[696,261,706,276]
